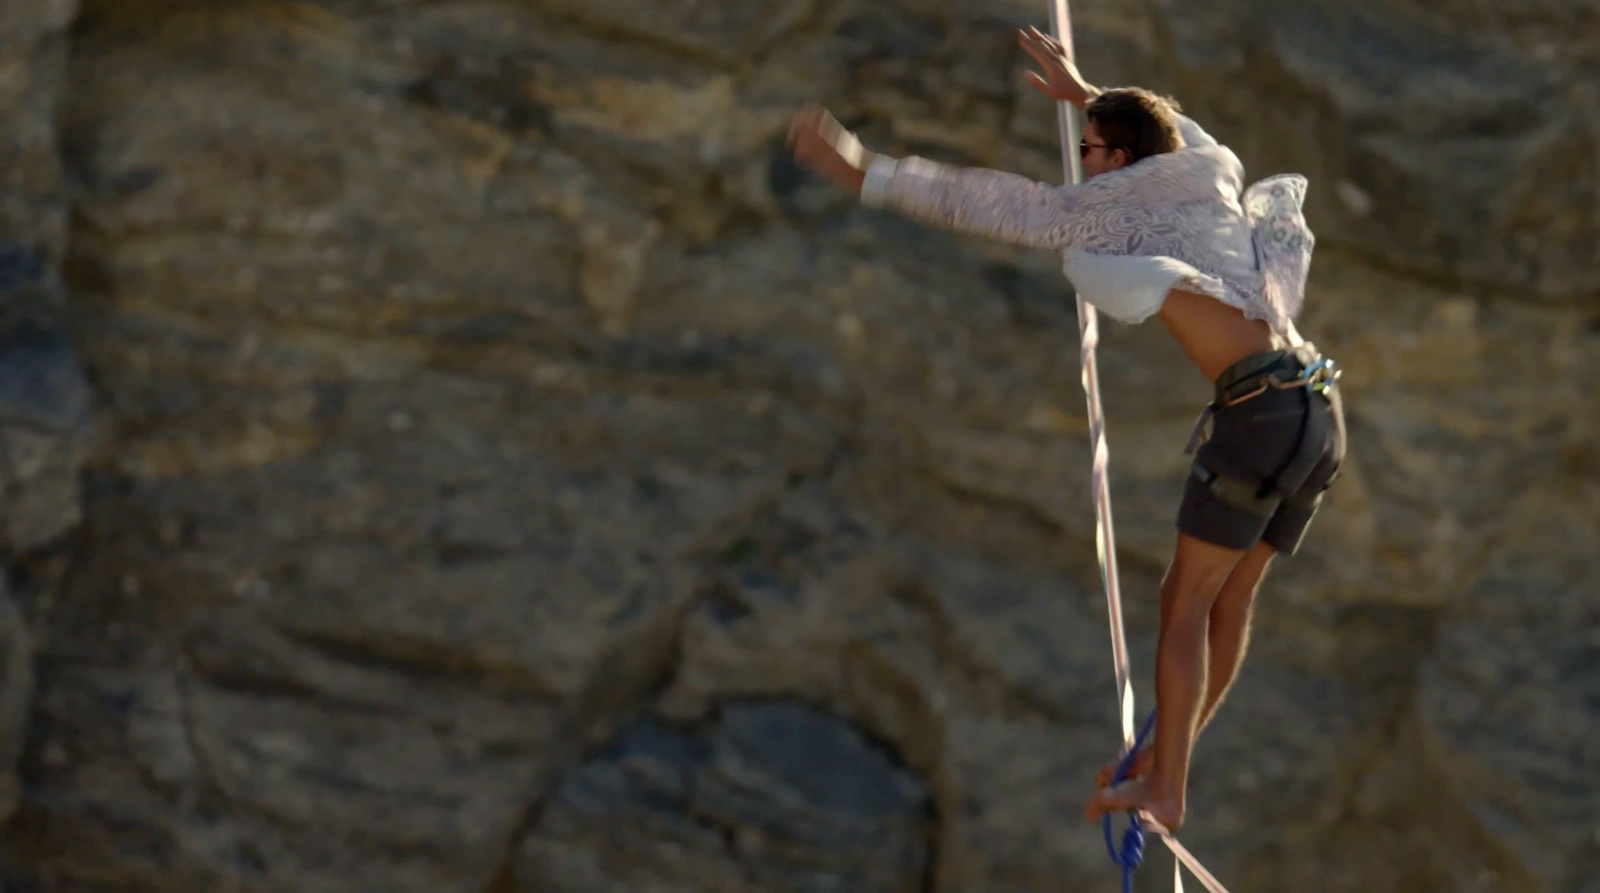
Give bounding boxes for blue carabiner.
[1304,357,1337,393]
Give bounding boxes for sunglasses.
[1079,139,1110,158]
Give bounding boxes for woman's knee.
[1160,564,1233,620]
[1164,534,1244,596]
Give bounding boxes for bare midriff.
[1157,288,1288,383]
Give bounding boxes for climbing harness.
[1183,345,1343,514]
[1217,354,1340,410]
[1047,2,1238,891]
[1185,346,1341,453]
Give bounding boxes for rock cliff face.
[1,1,1597,892]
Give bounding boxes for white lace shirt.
[862,114,1313,336]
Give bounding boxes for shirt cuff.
[860,155,899,209]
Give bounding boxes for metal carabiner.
[1303,358,1340,393]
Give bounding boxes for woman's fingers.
[787,105,825,150]
[1018,39,1045,67]
[1018,27,1067,65]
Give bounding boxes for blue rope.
[1103,711,1157,893]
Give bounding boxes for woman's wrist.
[860,153,899,208]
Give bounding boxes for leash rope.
[1045,3,1233,892]
[1104,711,1156,893]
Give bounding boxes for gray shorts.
[1176,347,1346,555]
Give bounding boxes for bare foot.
[1083,777,1184,833]
[1095,746,1154,789]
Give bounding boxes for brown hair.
[1085,88,1183,164]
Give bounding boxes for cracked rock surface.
[2,1,1599,892]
